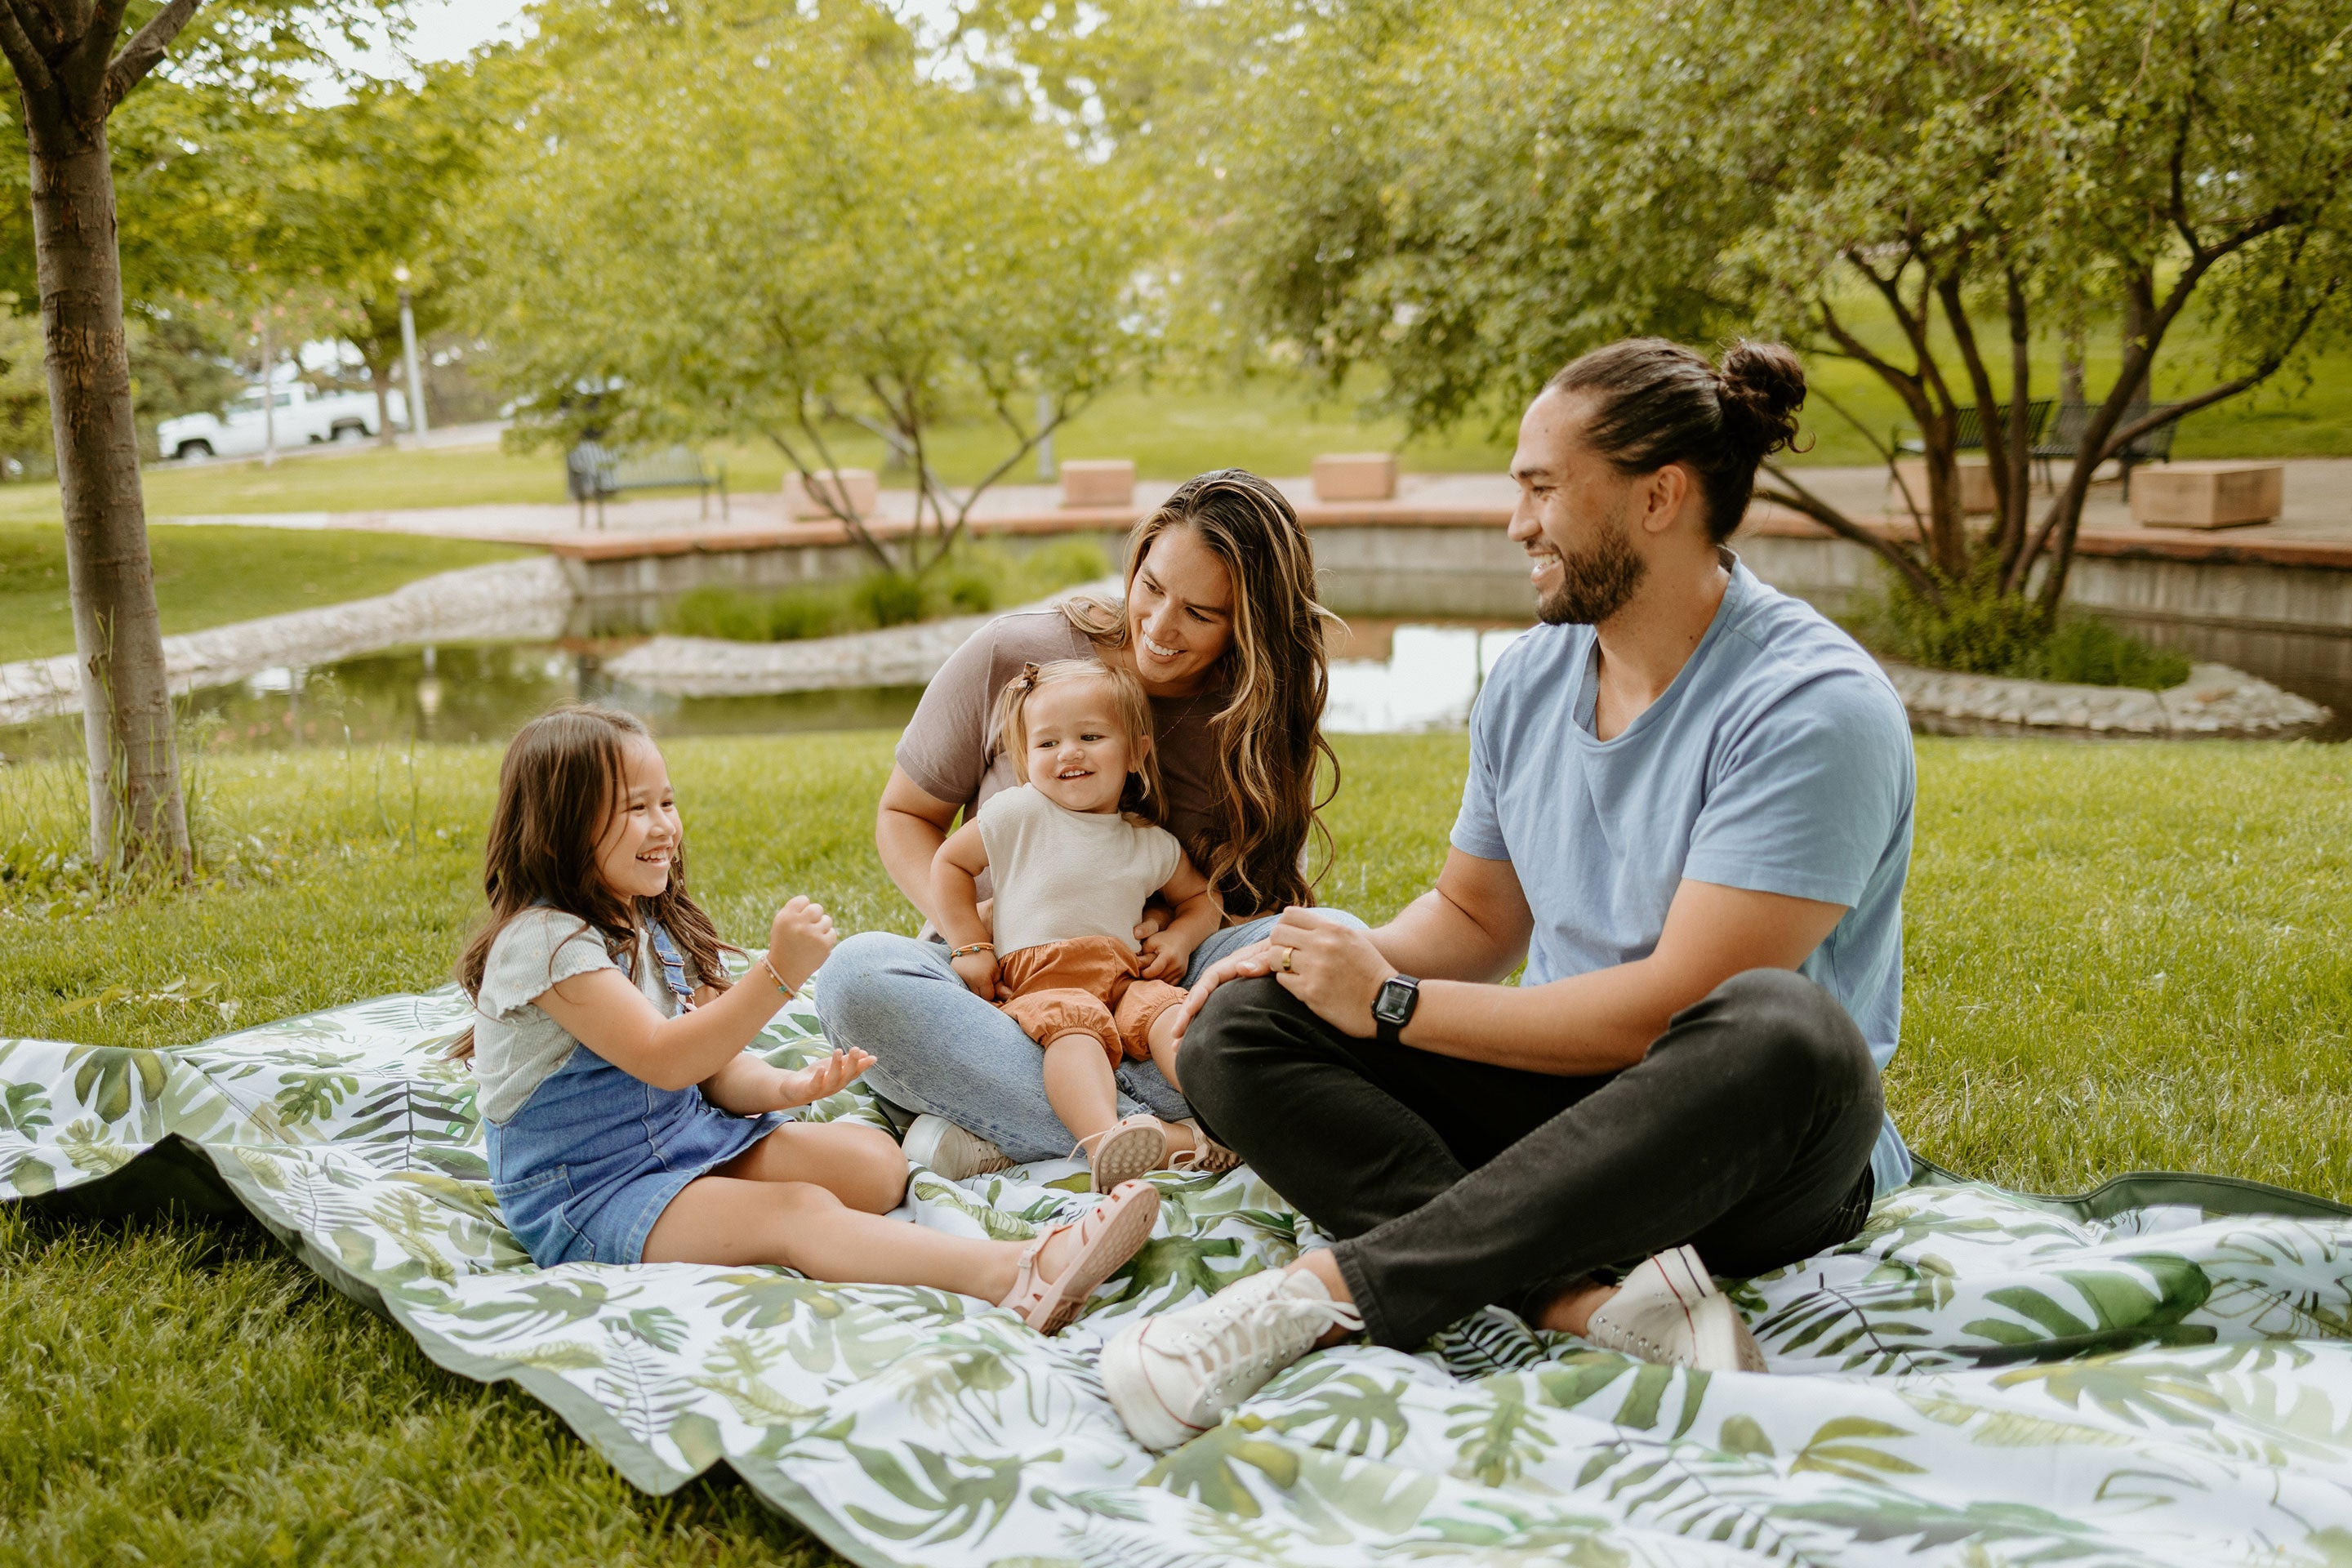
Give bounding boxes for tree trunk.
[27,100,190,877]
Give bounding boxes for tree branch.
[0,0,56,97]
[105,0,203,111]
[1756,461,1943,604]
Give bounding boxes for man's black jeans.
[1181,967,1883,1348]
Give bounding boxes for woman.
[815,469,1345,1176]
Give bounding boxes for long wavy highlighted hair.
[452,706,733,1054]
[1060,469,1338,916]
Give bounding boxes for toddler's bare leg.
[1042,1032,1120,1146]
[644,1175,1088,1300]
[717,1120,908,1214]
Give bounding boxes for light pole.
[394,264,429,439]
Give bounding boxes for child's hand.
[951,950,1000,999]
[766,896,836,991]
[769,1046,875,1109]
[1138,929,1195,982]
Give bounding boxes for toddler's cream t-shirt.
[976,784,1183,957]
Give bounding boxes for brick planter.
[783,468,880,521]
[2132,462,2284,530]
[1312,452,1398,502]
[1059,459,1136,508]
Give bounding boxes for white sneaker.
[902,1114,1013,1180]
[1583,1245,1766,1373]
[1100,1267,1363,1450]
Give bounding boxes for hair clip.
[1013,662,1040,690]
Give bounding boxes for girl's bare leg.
[644,1175,1085,1300]
[718,1120,907,1214]
[1042,1033,1122,1147]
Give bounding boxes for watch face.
[1374,976,1416,1024]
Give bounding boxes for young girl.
[933,660,1239,1192]
[461,705,1157,1334]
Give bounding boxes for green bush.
[1849,568,2189,691]
[2016,617,2192,691]
[658,538,1111,644]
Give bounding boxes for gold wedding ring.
[1274,946,1296,973]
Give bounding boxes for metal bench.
[1893,398,2054,457]
[565,441,728,529]
[2032,400,2181,498]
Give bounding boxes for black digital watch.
[1371,973,1420,1046]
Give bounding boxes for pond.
[2,615,2342,761]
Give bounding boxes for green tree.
[0,1,389,873]
[470,0,1150,578]
[1186,0,2352,654]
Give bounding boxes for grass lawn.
[0,524,531,665]
[2,732,2350,1561]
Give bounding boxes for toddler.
[933,660,1237,1192]
[462,705,1157,1334]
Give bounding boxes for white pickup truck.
[157,382,408,461]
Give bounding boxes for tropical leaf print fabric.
[7,987,2352,1567]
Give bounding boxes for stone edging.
[1882,660,2331,737]
[0,558,574,728]
[601,578,1124,697]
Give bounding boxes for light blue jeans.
[814,913,1364,1162]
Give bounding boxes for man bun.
[1715,340,1806,461]
[1546,336,1810,543]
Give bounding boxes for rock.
[1878,657,2329,739]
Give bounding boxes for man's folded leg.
[1325,968,1885,1348]
[1179,974,1597,1242]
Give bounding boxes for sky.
[329,0,536,79]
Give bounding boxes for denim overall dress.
[486,919,786,1267]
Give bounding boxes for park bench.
[565,441,729,529]
[1892,398,2054,458]
[2032,399,2182,497]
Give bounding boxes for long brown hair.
[991,657,1169,820]
[454,707,733,1049]
[1062,469,1338,916]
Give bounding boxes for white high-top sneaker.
[1582,1245,1766,1373]
[1100,1267,1364,1451]
[902,1115,1013,1181]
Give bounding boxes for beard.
[1535,501,1648,626]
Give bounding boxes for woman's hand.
[951,951,1000,999]
[766,897,836,991]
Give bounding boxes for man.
[1100,338,1916,1451]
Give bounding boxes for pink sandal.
[998,1180,1160,1334]
[1076,1113,1169,1193]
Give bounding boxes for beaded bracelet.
[947,942,995,960]
[759,955,795,995]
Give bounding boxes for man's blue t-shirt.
[1450,558,1916,1192]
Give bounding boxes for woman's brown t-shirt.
[894,610,1222,899]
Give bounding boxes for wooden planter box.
[2130,461,2283,529]
[1889,457,1997,516]
[1059,459,1136,508]
[783,468,879,521]
[1312,452,1398,501]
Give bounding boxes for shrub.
[1849,568,2189,692]
[851,570,927,628]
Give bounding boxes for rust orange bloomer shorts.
[996,936,1187,1067]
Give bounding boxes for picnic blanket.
[7,987,2352,1566]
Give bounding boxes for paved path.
[0,558,572,728]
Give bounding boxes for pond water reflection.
[5,612,2338,760]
